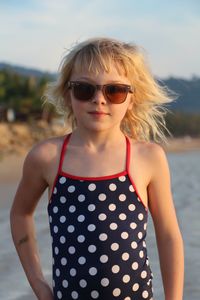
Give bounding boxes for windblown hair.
[44,37,175,142]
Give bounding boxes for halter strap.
[58,133,131,174]
[58,133,71,173]
[125,135,131,173]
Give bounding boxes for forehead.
[71,44,130,76]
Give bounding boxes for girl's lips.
[88,111,109,115]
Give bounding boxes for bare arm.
[10,148,54,300]
[148,145,184,300]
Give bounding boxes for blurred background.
[0,1,199,299]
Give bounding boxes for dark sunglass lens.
[106,85,128,103]
[73,83,95,101]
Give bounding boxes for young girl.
[10,37,184,300]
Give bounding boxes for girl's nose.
[91,89,107,104]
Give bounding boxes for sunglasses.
[67,81,133,104]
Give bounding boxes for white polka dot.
[79,279,87,288]
[131,241,137,249]
[122,252,130,261]
[143,241,147,248]
[112,265,120,273]
[70,268,77,276]
[113,288,121,296]
[129,185,135,192]
[123,274,130,283]
[109,203,116,211]
[91,290,99,299]
[100,255,108,263]
[60,236,66,244]
[88,224,96,231]
[68,225,75,233]
[121,232,129,239]
[130,222,137,230]
[138,232,143,239]
[132,262,139,270]
[52,279,55,287]
[78,256,86,265]
[57,291,62,299]
[89,267,97,276]
[119,194,126,201]
[88,183,96,191]
[62,280,68,288]
[128,204,136,211]
[69,205,76,213]
[101,277,109,287]
[61,257,67,265]
[141,270,147,278]
[132,283,139,291]
[88,204,96,211]
[77,235,85,243]
[144,223,147,230]
[119,176,126,182]
[119,213,127,220]
[54,247,59,255]
[60,216,66,223]
[142,291,149,298]
[68,246,76,254]
[60,196,67,203]
[88,245,97,253]
[59,177,66,184]
[78,194,85,202]
[98,193,106,201]
[111,243,119,251]
[139,250,144,258]
[71,291,78,299]
[53,206,58,213]
[53,226,58,233]
[77,215,85,222]
[138,213,144,220]
[99,233,108,241]
[68,185,75,193]
[109,183,117,191]
[98,213,107,221]
[109,222,118,230]
[124,297,131,300]
[49,215,52,223]
[53,187,57,194]
[146,259,149,266]
[56,268,60,277]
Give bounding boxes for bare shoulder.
[131,139,166,161]
[130,140,169,180]
[23,135,66,180]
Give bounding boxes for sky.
[0,0,199,78]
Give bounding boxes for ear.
[127,99,133,111]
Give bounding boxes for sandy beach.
[0,122,200,299]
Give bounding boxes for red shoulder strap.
[58,133,71,173]
[125,136,131,172]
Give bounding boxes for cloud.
[0,0,199,78]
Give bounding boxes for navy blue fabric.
[48,139,153,300]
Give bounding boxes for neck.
[70,127,125,151]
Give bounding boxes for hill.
[0,62,200,113]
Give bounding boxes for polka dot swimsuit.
[48,135,153,300]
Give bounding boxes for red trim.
[58,134,71,173]
[128,173,148,211]
[59,170,128,181]
[49,134,71,203]
[125,135,131,172]
[126,136,148,211]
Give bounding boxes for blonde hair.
[44,37,174,142]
